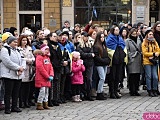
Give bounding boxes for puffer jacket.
[142,39,160,65]
[71,60,85,84]
[35,55,54,88]
[1,44,26,80]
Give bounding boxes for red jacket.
[71,60,85,84]
[35,55,54,88]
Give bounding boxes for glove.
[48,76,53,81]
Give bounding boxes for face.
[9,40,18,48]
[142,26,148,33]
[64,22,70,28]
[14,30,18,38]
[104,30,108,36]
[114,27,119,35]
[91,31,97,39]
[50,33,57,42]
[38,31,45,39]
[69,32,73,40]
[27,35,33,44]
[76,35,81,42]
[73,57,79,62]
[82,35,88,42]
[147,31,154,39]
[43,40,48,45]
[61,34,68,43]
[21,37,28,46]
[75,26,80,31]
[131,31,137,37]
[100,34,105,42]
[44,48,50,55]
[156,24,160,32]
[122,30,127,37]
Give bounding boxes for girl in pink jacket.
[35,44,54,110]
[71,51,85,102]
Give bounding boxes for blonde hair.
[79,37,92,48]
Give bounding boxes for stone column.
[132,0,150,25]
[62,0,74,29]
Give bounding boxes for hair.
[120,28,129,39]
[36,30,43,38]
[110,25,119,35]
[143,30,156,46]
[128,28,137,38]
[17,35,31,47]
[73,33,81,43]
[152,22,160,33]
[79,35,91,48]
[64,20,70,24]
[94,32,106,57]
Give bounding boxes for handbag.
[149,56,159,65]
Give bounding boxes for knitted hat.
[2,32,12,42]
[7,36,17,44]
[72,51,80,59]
[40,44,49,52]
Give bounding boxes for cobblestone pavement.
[1,80,160,120]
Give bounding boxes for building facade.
[0,0,159,34]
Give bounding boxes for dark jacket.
[48,41,63,73]
[77,46,94,67]
[93,43,111,66]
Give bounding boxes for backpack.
[3,46,20,56]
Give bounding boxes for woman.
[125,28,142,96]
[73,33,82,50]
[142,29,159,97]
[1,36,26,114]
[106,26,126,99]
[77,31,95,101]
[18,35,35,108]
[47,32,63,106]
[93,32,111,100]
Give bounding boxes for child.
[71,51,85,102]
[35,44,54,110]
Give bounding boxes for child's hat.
[72,51,80,59]
[40,44,49,52]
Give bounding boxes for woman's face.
[21,38,28,46]
[122,30,127,37]
[76,35,81,42]
[10,40,18,48]
[147,31,154,39]
[100,34,105,42]
[156,24,160,32]
[91,31,97,39]
[114,27,119,35]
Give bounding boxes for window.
[74,0,131,28]
[19,0,41,11]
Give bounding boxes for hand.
[63,61,68,66]
[19,66,24,72]
[89,20,92,25]
[155,52,159,57]
[92,53,95,57]
[48,76,53,81]
[17,71,22,76]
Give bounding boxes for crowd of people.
[0,20,160,114]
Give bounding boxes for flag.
[93,6,97,18]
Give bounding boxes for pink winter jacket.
[71,60,85,84]
[35,55,54,88]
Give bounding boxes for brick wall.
[44,0,61,32]
[3,0,16,28]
